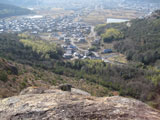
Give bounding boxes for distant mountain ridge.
[0,3,32,18]
[124,0,160,3]
[0,0,37,6]
[0,0,131,8]
[1,0,160,9]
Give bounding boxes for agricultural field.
[74,42,90,50]
[81,9,144,25]
[36,8,74,18]
[108,53,128,64]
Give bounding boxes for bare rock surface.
[71,88,91,96]
[0,87,160,120]
[19,87,46,95]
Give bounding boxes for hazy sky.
[0,0,159,8]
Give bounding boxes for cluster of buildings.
[62,39,112,61]
[0,13,93,60]
[0,14,91,37]
[0,11,114,62]
[62,45,102,60]
[61,37,102,60]
[0,12,94,60]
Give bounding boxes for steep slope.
[0,3,32,18]
[0,33,63,65]
[0,58,52,98]
[0,87,160,120]
[94,10,160,109]
[0,57,110,98]
[1,33,160,109]
[114,10,160,65]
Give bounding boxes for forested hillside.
[0,3,32,18]
[92,10,160,109]
[96,10,160,66]
[0,33,63,67]
[0,33,160,109]
[0,0,37,7]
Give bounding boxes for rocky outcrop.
[58,84,72,91]
[0,87,160,120]
[19,87,46,95]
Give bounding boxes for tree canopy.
[101,28,124,43]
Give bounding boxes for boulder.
[0,87,160,120]
[58,84,72,91]
[71,88,91,96]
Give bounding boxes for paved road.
[89,26,96,39]
[70,26,96,52]
[70,38,88,52]
[70,26,124,65]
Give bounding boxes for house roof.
[104,49,112,52]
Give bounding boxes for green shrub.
[21,82,27,89]
[12,77,16,82]
[0,71,8,82]
[101,28,124,43]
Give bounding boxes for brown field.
[39,33,65,45]
[102,43,114,50]
[36,8,74,18]
[75,42,90,50]
[99,41,128,64]
[108,53,128,64]
[81,9,144,25]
